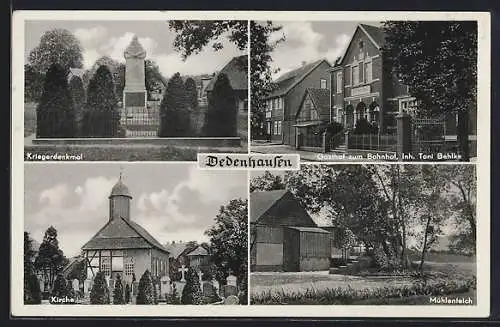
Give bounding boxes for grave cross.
[178,265,188,282]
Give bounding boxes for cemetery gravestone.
[178,265,188,282]
[222,284,238,298]
[202,282,216,299]
[224,295,239,305]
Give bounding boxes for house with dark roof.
[263,59,332,145]
[81,174,169,292]
[250,189,331,272]
[187,244,210,270]
[330,23,477,143]
[205,55,248,113]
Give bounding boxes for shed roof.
[187,245,209,256]
[205,55,248,92]
[286,226,331,234]
[250,189,288,223]
[164,242,192,259]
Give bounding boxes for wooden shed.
[283,227,331,271]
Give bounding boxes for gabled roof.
[205,55,248,92]
[296,88,330,119]
[187,245,209,256]
[250,189,288,223]
[268,59,331,98]
[337,24,385,66]
[82,217,168,253]
[164,242,192,259]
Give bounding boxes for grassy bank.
[251,276,476,305]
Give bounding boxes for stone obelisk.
[122,35,147,134]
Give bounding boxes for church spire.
[109,167,132,221]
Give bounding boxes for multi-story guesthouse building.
[263,59,332,145]
[263,23,477,153]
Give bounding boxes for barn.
[250,189,331,272]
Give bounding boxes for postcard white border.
[11,10,490,318]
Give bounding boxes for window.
[101,257,111,276]
[277,121,282,135]
[365,61,372,83]
[111,250,123,271]
[124,257,134,276]
[352,65,359,85]
[273,121,278,135]
[336,73,343,94]
[311,108,319,120]
[359,62,364,83]
[320,79,327,89]
[345,67,351,85]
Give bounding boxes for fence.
[347,133,397,152]
[328,130,346,150]
[303,132,323,149]
[122,101,160,137]
[411,118,445,154]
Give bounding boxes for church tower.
[109,172,132,221]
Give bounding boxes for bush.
[52,274,68,298]
[159,72,191,137]
[113,274,124,304]
[181,267,203,304]
[324,121,344,135]
[353,118,378,134]
[81,65,120,137]
[136,270,155,304]
[90,271,110,304]
[124,283,131,304]
[202,73,237,137]
[166,283,181,304]
[24,273,41,304]
[251,276,477,305]
[36,63,77,138]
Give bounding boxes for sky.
[24,20,246,78]
[267,21,382,78]
[24,163,248,257]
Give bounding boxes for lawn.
[24,145,245,161]
[250,254,477,305]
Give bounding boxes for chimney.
[301,61,306,67]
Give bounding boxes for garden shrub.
[90,271,110,304]
[136,270,155,304]
[124,283,131,304]
[181,267,203,305]
[251,276,476,305]
[353,118,378,134]
[52,274,68,298]
[113,274,124,304]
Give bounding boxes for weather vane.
[119,165,124,180]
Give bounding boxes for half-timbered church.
[81,174,169,294]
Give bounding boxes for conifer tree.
[124,283,131,304]
[113,274,124,304]
[36,63,77,138]
[51,274,68,298]
[181,267,202,305]
[81,65,120,137]
[159,72,191,136]
[184,77,199,111]
[90,271,110,304]
[202,73,237,137]
[68,76,86,135]
[136,270,154,304]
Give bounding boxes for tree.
[205,198,247,285]
[51,273,68,298]
[442,165,476,254]
[382,21,477,161]
[124,283,131,304]
[24,64,45,102]
[159,72,191,136]
[238,261,248,305]
[24,232,41,304]
[250,21,285,138]
[112,274,124,304]
[168,20,284,139]
[36,63,77,138]
[90,271,110,304]
[181,267,203,305]
[145,59,165,100]
[28,28,84,75]
[184,77,199,111]
[203,73,237,136]
[250,171,286,192]
[136,270,155,304]
[81,65,121,137]
[68,76,86,134]
[34,226,68,290]
[85,56,124,101]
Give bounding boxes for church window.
[124,257,134,276]
[320,79,327,89]
[101,257,111,276]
